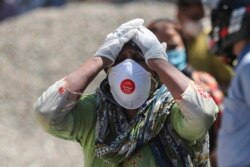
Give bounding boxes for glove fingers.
[131,26,168,64]
[161,42,167,51]
[119,29,139,44]
[117,18,144,31]
[131,26,152,54]
[95,19,144,67]
[95,39,119,63]
[106,32,116,41]
[114,18,144,38]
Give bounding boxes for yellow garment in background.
[186,31,234,92]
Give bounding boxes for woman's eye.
[167,44,177,51]
[136,58,145,62]
[133,53,144,61]
[114,57,125,65]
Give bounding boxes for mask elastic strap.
[106,67,111,75]
[151,75,160,92]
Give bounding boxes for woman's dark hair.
[177,0,203,8]
[147,18,183,43]
[147,18,175,33]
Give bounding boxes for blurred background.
[0,0,178,166]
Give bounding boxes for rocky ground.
[0,2,176,166]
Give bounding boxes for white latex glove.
[95,18,144,66]
[132,26,167,64]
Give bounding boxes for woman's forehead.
[119,44,143,57]
[114,43,144,65]
[124,41,143,56]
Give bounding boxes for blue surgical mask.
[166,48,187,71]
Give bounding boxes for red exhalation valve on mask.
[120,79,135,94]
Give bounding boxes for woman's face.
[153,22,184,51]
[113,43,153,74]
[177,5,205,39]
[111,44,158,93]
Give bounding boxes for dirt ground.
[0,2,176,166]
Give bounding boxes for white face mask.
[108,59,151,109]
[183,19,203,38]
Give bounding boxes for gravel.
[0,2,175,166]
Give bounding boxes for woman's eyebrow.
[134,53,144,60]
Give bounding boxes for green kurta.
[43,93,205,167]
[46,94,157,167]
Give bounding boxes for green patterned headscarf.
[95,79,173,164]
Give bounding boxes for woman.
[34,18,218,167]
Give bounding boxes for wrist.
[93,56,113,68]
[147,58,168,70]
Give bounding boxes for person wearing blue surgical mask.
[148,18,192,77]
[167,48,187,71]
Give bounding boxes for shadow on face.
[112,42,155,74]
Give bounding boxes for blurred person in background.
[0,0,66,21]
[16,0,66,14]
[148,18,223,167]
[176,0,234,93]
[148,18,193,78]
[34,18,218,167]
[0,0,18,21]
[210,0,250,166]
